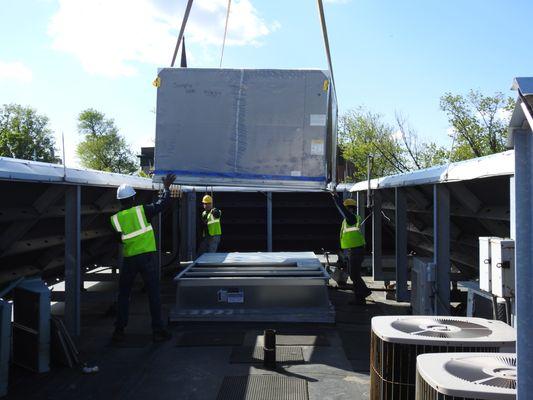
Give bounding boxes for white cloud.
[54,130,80,167]
[47,0,279,77]
[391,129,404,141]
[474,107,513,126]
[446,127,456,138]
[133,136,155,151]
[495,107,512,122]
[0,61,33,83]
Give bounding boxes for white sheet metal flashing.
[0,156,159,190]
[349,150,514,192]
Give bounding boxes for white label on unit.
[227,292,244,303]
[310,114,327,126]
[291,171,302,177]
[311,139,325,156]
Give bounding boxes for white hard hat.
[117,184,136,200]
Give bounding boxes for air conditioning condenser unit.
[370,316,516,400]
[416,352,516,399]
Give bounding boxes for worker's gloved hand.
[163,173,176,189]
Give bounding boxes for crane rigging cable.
[170,0,194,67]
[169,0,337,78]
[219,0,232,68]
[316,0,336,98]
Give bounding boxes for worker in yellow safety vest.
[331,192,372,305]
[198,194,222,255]
[110,173,175,343]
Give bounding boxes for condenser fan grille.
[445,355,517,389]
[391,317,493,339]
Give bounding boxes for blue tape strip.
[154,169,326,182]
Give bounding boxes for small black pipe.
[264,329,276,348]
[263,329,276,370]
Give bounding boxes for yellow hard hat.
[343,198,357,207]
[202,195,213,204]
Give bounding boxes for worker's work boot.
[348,289,372,306]
[112,327,125,343]
[153,328,172,342]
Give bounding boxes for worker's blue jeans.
[344,247,371,299]
[197,235,221,256]
[115,252,163,330]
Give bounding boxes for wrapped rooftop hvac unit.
[370,316,516,400]
[154,68,337,189]
[416,353,516,400]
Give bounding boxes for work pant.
[115,252,163,330]
[197,235,221,256]
[344,247,371,299]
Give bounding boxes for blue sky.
[1,0,532,167]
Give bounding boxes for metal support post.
[433,184,450,315]
[509,176,516,326]
[179,194,189,262]
[172,201,180,260]
[395,188,409,302]
[266,192,272,252]
[372,190,382,279]
[64,185,81,336]
[514,130,533,398]
[510,177,516,240]
[187,191,197,260]
[356,190,366,238]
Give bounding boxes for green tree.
[395,114,449,169]
[339,108,449,182]
[416,142,449,169]
[0,104,59,163]
[440,90,514,161]
[76,109,137,173]
[339,108,407,182]
[78,108,118,136]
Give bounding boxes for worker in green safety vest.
[110,173,175,343]
[331,192,372,305]
[197,194,222,255]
